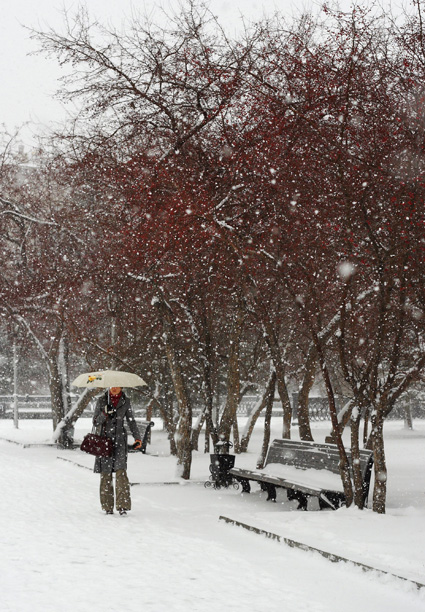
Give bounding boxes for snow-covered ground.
[0,417,424,612]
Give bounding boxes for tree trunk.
[49,358,66,431]
[69,388,98,424]
[320,359,353,506]
[57,334,73,446]
[60,333,72,416]
[370,412,387,514]
[204,420,211,453]
[219,302,245,442]
[293,299,353,504]
[191,409,206,451]
[325,400,353,444]
[47,321,68,433]
[297,347,316,441]
[232,416,240,453]
[13,340,19,430]
[12,313,69,437]
[200,324,219,447]
[404,401,413,430]
[155,299,192,478]
[261,316,292,438]
[165,340,192,478]
[256,378,274,469]
[53,387,99,444]
[350,408,365,509]
[151,396,178,456]
[363,408,369,447]
[240,370,276,453]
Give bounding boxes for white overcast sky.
[0,0,399,147]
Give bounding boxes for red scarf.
[109,391,122,408]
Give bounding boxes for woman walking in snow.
[93,387,142,515]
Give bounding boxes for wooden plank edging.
[219,515,425,591]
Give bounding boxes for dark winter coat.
[93,391,141,474]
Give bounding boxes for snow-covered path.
[0,437,424,612]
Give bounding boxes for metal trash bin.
[204,441,239,490]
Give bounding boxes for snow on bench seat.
[229,439,373,510]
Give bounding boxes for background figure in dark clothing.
[93,387,142,515]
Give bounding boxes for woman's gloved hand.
[133,439,142,451]
[105,404,116,416]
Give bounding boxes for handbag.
[81,426,114,458]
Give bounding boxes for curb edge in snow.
[56,456,187,485]
[0,437,56,448]
[57,456,92,470]
[219,515,425,591]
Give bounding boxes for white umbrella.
[71,370,147,388]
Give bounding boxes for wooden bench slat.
[266,439,372,480]
[229,467,325,497]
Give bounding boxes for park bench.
[128,420,155,454]
[229,439,374,510]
